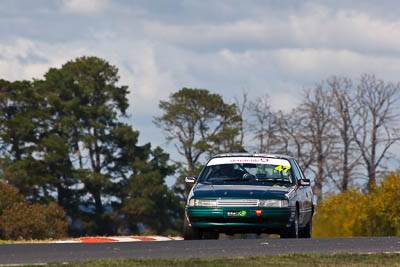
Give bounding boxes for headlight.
[188,199,217,207]
[258,199,288,208]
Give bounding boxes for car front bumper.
[186,206,294,233]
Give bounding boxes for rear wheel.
[299,219,312,238]
[183,216,202,240]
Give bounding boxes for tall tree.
[351,74,400,191]
[298,85,337,201]
[326,76,360,192]
[154,88,242,200]
[275,109,315,172]
[101,123,180,234]
[32,57,131,234]
[154,88,241,175]
[46,57,180,235]
[0,79,52,200]
[59,57,129,224]
[120,147,181,235]
[248,94,278,153]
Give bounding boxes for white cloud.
[274,48,400,81]
[289,8,400,53]
[142,6,400,55]
[0,38,174,120]
[0,38,47,80]
[0,38,92,81]
[62,0,109,15]
[141,19,283,48]
[0,38,35,59]
[115,42,175,117]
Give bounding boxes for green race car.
[184,153,314,239]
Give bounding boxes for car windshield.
[198,157,294,185]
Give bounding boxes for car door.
[292,159,312,227]
[292,159,313,225]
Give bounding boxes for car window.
[290,159,303,182]
[199,157,295,185]
[293,160,306,180]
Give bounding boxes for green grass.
[44,253,400,267]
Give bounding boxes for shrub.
[0,182,68,240]
[0,182,25,212]
[313,172,400,237]
[312,189,368,237]
[363,172,400,236]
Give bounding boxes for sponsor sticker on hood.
[207,157,290,167]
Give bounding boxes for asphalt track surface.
[1,237,400,265]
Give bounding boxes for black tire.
[299,219,312,238]
[183,216,202,240]
[280,210,299,239]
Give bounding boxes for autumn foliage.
[313,172,400,237]
[0,182,68,240]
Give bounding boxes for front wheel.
[280,210,299,239]
[183,215,202,240]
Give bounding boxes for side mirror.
[185,176,197,183]
[299,179,311,186]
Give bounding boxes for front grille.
[216,199,259,207]
[191,217,268,223]
[191,217,287,224]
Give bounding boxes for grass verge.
[44,253,400,266]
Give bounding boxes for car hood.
[193,183,291,199]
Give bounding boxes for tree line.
[0,56,399,239]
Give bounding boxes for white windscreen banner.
[207,157,291,167]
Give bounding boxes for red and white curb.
[55,236,183,243]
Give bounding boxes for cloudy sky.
[2,0,400,180]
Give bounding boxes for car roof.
[211,153,294,160]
